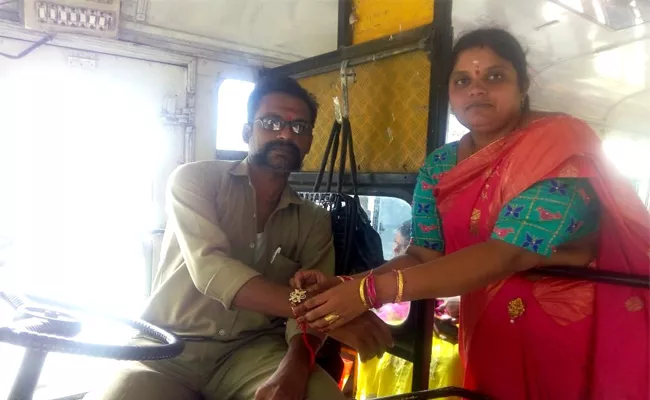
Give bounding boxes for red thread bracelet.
[290,289,317,371]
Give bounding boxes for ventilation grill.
[35,2,115,31]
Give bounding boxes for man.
[87,76,392,400]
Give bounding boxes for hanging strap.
[313,120,341,193]
[344,117,359,197]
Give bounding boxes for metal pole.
[425,0,454,154]
[8,349,49,400]
[337,0,353,48]
[412,1,454,391]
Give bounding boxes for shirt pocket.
[267,253,300,285]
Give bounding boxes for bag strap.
[337,117,349,194]
[343,117,359,197]
[313,120,341,193]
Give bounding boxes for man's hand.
[255,368,308,400]
[328,312,394,362]
[290,270,341,295]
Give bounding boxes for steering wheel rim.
[0,291,184,361]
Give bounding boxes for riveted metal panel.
[352,0,434,44]
[299,51,430,173]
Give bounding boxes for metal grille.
[299,51,430,174]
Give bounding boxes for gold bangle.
[359,277,370,309]
[394,270,404,303]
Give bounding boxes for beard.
[250,140,303,173]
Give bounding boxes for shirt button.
[253,213,256,218]
[218,329,226,336]
[249,242,255,249]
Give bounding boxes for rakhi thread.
[289,288,317,370]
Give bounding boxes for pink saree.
[434,116,650,399]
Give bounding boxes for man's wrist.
[285,335,320,372]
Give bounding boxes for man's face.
[244,92,313,173]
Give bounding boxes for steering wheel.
[0,291,184,400]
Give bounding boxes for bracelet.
[337,275,353,283]
[392,269,404,303]
[365,272,380,309]
[288,288,316,371]
[359,277,370,309]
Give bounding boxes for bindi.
[473,60,480,76]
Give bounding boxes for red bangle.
[365,272,380,309]
[337,275,353,283]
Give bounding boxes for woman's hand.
[293,279,368,332]
[290,270,342,295]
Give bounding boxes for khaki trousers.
[85,334,346,400]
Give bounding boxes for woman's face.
[393,232,409,257]
[449,46,525,134]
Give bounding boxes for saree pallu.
[435,116,650,400]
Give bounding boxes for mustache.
[251,140,303,172]
[261,140,301,155]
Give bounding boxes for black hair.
[398,220,412,240]
[450,28,530,110]
[247,76,319,125]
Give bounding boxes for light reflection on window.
[0,58,164,399]
[216,79,255,152]
[446,114,470,144]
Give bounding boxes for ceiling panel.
[142,0,338,59]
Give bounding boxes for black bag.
[301,117,385,276]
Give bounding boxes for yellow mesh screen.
[300,51,430,173]
[352,0,434,44]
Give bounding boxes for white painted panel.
[142,0,338,59]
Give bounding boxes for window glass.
[216,79,255,152]
[446,113,469,143]
[358,195,412,326]
[603,137,650,209]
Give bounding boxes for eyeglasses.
[254,117,313,136]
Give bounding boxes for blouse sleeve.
[411,149,452,252]
[491,178,600,257]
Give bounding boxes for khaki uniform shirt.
[142,159,333,344]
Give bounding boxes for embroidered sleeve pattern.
[411,143,458,253]
[491,178,600,256]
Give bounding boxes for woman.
[293,28,650,400]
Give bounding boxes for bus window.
[216,79,255,152]
[446,114,469,143]
[358,195,412,326]
[603,137,650,209]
